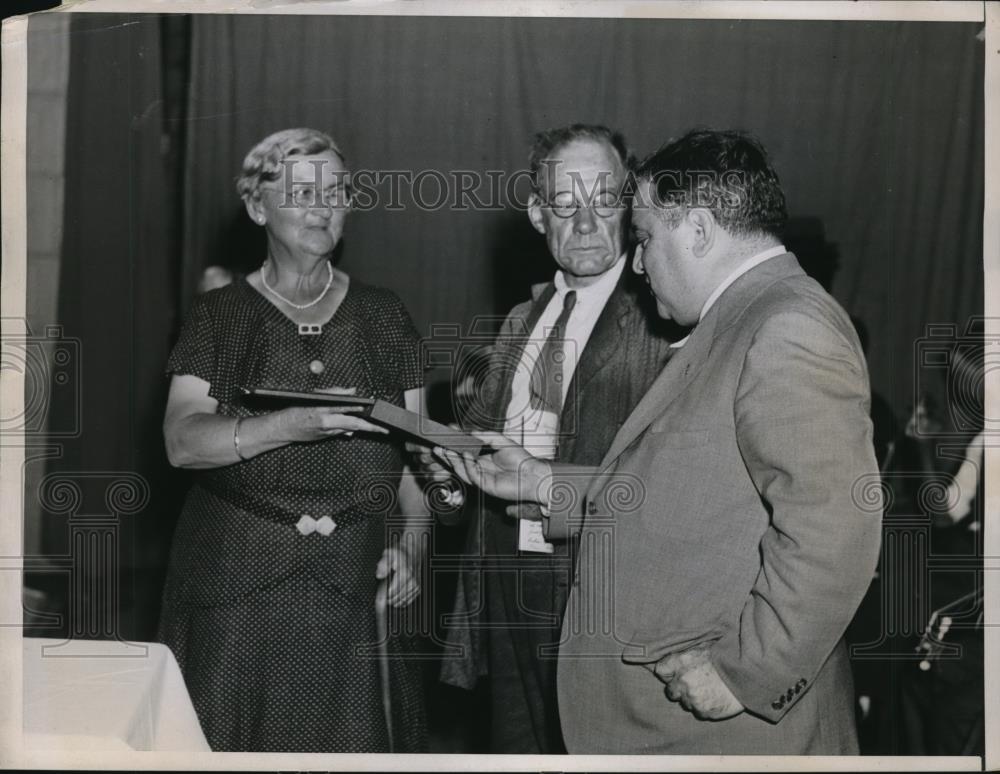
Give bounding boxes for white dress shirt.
[506,255,626,551]
[504,255,626,458]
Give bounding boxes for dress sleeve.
[383,291,424,393]
[166,293,216,384]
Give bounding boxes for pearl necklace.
[260,260,334,310]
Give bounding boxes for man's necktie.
[528,290,577,417]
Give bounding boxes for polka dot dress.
[157,275,427,752]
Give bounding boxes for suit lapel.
[597,309,717,468]
[489,283,556,426]
[565,275,631,398]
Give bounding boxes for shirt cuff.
[539,464,597,541]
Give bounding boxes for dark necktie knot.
[562,289,577,315]
[549,290,577,340]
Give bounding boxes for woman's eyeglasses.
[260,184,352,210]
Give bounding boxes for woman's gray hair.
[236,127,346,200]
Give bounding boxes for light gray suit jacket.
[542,253,882,754]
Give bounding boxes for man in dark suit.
[437,124,675,753]
[440,129,882,753]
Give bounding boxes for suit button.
[309,359,324,375]
[771,700,783,711]
[587,500,598,515]
[786,689,794,701]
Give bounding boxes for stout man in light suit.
[437,124,675,753]
[440,129,882,754]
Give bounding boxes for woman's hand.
[375,545,420,607]
[164,378,389,468]
[273,387,388,442]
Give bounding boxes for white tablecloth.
[23,637,210,752]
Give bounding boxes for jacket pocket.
[620,623,727,664]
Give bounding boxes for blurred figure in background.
[897,339,984,756]
[196,264,236,294]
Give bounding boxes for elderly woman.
[157,128,428,752]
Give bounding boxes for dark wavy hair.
[528,123,631,193]
[635,129,787,239]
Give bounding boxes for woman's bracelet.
[233,417,249,461]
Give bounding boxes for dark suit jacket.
[440,267,675,693]
[542,254,883,754]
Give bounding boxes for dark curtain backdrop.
[181,15,983,420]
[37,12,982,654]
[41,14,183,640]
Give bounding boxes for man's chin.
[654,298,698,326]
[560,252,616,277]
[655,300,674,320]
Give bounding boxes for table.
[22,637,210,751]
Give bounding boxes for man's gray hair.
[528,123,631,193]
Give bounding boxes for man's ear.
[631,245,645,276]
[687,208,716,258]
[243,193,265,226]
[527,192,547,235]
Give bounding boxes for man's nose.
[310,200,334,219]
[572,206,598,234]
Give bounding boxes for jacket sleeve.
[709,310,883,723]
